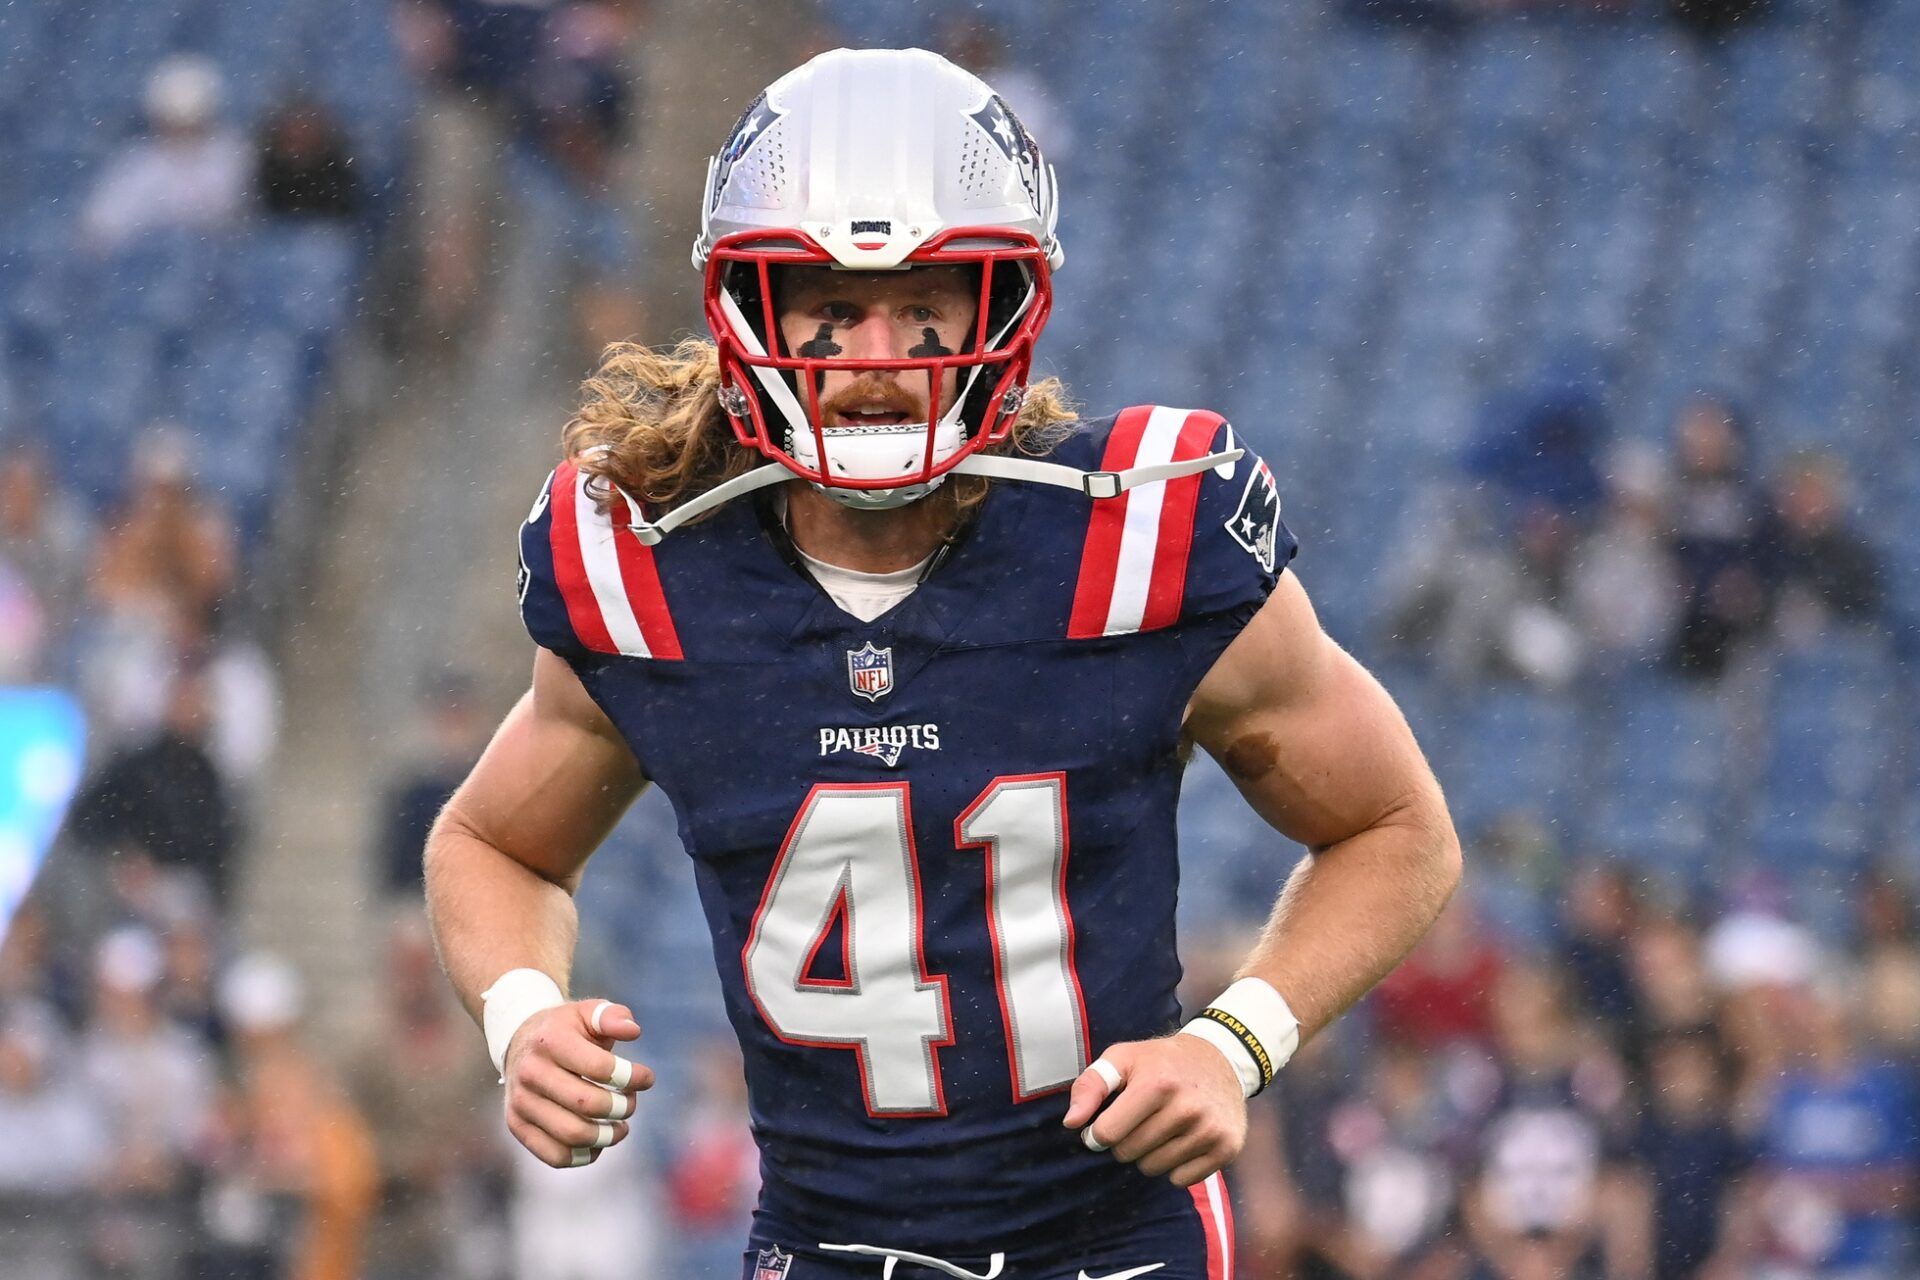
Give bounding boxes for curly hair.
[561,338,1079,519]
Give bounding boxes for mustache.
[818,377,925,419]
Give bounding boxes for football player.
[425,48,1461,1280]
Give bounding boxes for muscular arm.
[1185,572,1463,1041]
[1065,573,1460,1184]
[424,647,648,1025]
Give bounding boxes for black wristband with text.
[1195,1005,1275,1095]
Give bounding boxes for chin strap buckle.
[1081,471,1123,500]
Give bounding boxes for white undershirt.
[793,544,931,622]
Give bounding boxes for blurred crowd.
[1215,863,1920,1280]
[395,0,650,358]
[1381,390,1889,688]
[78,54,365,256]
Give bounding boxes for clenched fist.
[1062,1033,1248,1187]
[503,998,655,1168]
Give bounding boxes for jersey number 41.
[742,775,1090,1116]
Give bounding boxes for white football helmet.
[618,48,1239,545]
[694,47,1063,508]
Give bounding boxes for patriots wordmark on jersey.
[518,407,1297,1256]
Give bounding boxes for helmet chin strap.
[614,445,1245,545]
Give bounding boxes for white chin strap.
[613,445,1244,546]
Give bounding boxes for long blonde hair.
[563,338,1079,517]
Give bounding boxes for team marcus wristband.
[1178,977,1302,1098]
[481,968,567,1084]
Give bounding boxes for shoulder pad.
[1066,406,1295,638]
[518,462,685,661]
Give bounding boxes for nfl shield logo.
[847,642,894,702]
[753,1246,792,1280]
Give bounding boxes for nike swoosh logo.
[1077,1266,1165,1280]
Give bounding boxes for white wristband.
[481,968,567,1084]
[1177,977,1302,1099]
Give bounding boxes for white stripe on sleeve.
[574,471,652,657]
[1102,406,1193,636]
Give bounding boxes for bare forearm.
[1236,807,1460,1040]
[424,820,582,1027]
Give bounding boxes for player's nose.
[843,308,898,361]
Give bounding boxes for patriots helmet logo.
[1225,458,1282,573]
[967,95,1041,205]
[712,93,783,207]
[847,642,894,702]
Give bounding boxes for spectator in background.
[156,908,225,1048]
[1633,1030,1748,1279]
[191,955,380,1280]
[0,900,69,1014]
[1705,906,1825,1122]
[0,557,46,686]
[378,673,487,899]
[1728,985,1918,1277]
[69,670,242,908]
[511,0,647,358]
[1855,877,1920,1173]
[1380,493,1586,688]
[1453,964,1649,1280]
[78,927,217,1280]
[90,429,234,627]
[1467,385,1609,529]
[1386,382,1619,688]
[0,1000,108,1196]
[81,56,250,252]
[78,428,280,778]
[256,97,362,222]
[1372,894,1505,1052]
[0,1000,109,1280]
[1671,0,1770,42]
[1560,864,1644,1047]
[1568,445,1685,672]
[347,910,502,1280]
[1625,913,1718,1046]
[1666,395,1775,678]
[0,443,92,680]
[407,0,559,111]
[1767,450,1883,639]
[1305,1043,1451,1280]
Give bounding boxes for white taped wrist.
[481,968,566,1083]
[1178,977,1302,1099]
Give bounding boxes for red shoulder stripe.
[1139,410,1226,632]
[1066,406,1155,640]
[547,464,618,654]
[612,487,683,660]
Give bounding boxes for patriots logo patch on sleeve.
[1225,459,1281,573]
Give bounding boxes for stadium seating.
[0,0,406,534]
[572,3,1920,982]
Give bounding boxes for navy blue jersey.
[517,406,1297,1253]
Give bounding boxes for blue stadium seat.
[1582,673,1735,887]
